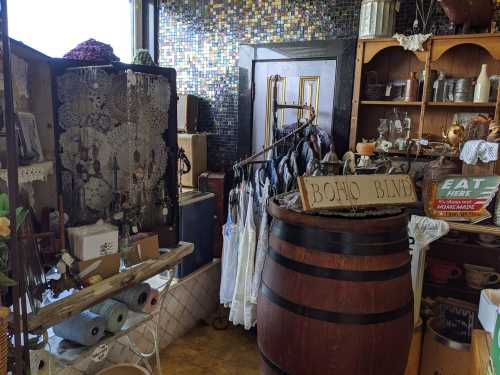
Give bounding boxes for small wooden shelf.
[385,149,458,158]
[360,100,422,107]
[46,310,152,365]
[423,281,482,304]
[448,223,500,237]
[427,102,496,108]
[27,242,194,334]
[350,33,500,150]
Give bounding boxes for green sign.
[433,176,500,219]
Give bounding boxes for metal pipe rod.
[233,112,316,169]
[65,64,113,71]
[0,0,27,373]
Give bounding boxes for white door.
[252,59,336,154]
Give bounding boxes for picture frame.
[16,111,44,162]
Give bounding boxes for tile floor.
[160,323,260,374]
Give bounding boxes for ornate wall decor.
[55,64,175,231]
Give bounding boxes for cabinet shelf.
[350,33,500,150]
[360,100,422,107]
[447,222,500,237]
[423,281,482,304]
[427,102,496,108]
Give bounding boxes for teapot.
[442,121,465,151]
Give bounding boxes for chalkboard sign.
[436,297,476,344]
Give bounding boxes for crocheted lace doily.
[0,161,54,184]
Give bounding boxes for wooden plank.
[297,174,416,211]
[360,100,422,106]
[448,222,500,236]
[28,242,194,333]
[470,330,492,375]
[349,41,365,150]
[428,102,496,108]
[420,47,432,138]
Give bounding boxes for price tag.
[162,207,169,215]
[132,225,138,234]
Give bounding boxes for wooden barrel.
[257,201,413,375]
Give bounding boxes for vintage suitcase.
[176,191,215,278]
[198,172,227,258]
[178,133,207,188]
[177,94,199,133]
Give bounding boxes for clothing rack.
[233,111,316,170]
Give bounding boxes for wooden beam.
[448,223,500,236]
[28,242,194,333]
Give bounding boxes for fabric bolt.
[219,193,240,307]
[251,178,270,304]
[53,310,106,346]
[229,183,257,329]
[90,299,129,333]
[113,282,151,312]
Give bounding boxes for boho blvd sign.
[298,175,417,211]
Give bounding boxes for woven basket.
[0,307,9,375]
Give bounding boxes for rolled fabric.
[53,310,105,346]
[90,300,129,333]
[142,289,160,314]
[113,283,151,312]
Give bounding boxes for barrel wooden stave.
[257,202,413,375]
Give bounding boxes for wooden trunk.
[198,172,228,258]
[178,133,207,188]
[257,201,413,375]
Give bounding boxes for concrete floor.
[160,323,260,374]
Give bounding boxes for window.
[7,0,133,62]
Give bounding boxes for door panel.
[252,59,336,154]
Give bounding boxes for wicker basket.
[0,307,9,375]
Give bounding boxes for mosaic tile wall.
[159,0,500,171]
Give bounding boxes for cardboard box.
[177,94,199,133]
[479,289,500,334]
[124,233,160,266]
[178,133,207,188]
[76,253,120,283]
[67,222,119,261]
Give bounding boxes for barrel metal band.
[262,283,411,325]
[268,247,411,281]
[271,219,409,255]
[259,348,290,375]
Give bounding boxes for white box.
[478,289,500,334]
[67,222,119,261]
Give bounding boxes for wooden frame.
[350,33,500,154]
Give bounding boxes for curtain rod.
[233,111,316,170]
[65,64,114,71]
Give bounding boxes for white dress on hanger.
[219,190,240,307]
[250,177,270,304]
[229,183,257,329]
